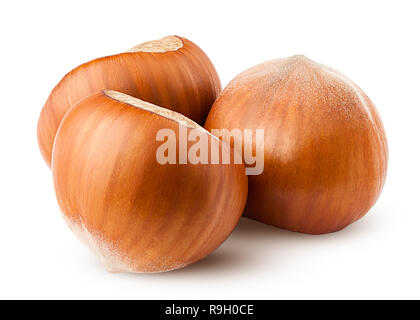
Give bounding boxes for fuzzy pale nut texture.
[52,91,248,273]
[205,55,388,234]
[38,36,221,167]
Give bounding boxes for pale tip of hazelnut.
[103,90,207,132]
[126,35,183,53]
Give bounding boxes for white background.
[0,0,419,299]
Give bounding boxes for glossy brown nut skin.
[52,91,247,273]
[38,36,221,167]
[205,56,388,234]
